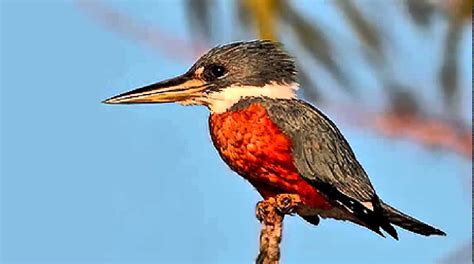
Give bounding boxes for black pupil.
[211,65,225,77]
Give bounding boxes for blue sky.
[1,1,471,263]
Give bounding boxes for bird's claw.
[256,198,276,223]
[275,194,301,215]
[256,194,302,223]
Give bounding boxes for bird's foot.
[275,193,301,215]
[256,194,302,224]
[256,197,277,224]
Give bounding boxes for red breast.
[209,102,332,210]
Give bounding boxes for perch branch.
[255,194,302,264]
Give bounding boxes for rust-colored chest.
[208,102,331,209]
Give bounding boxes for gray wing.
[264,98,400,237]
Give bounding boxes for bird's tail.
[381,201,446,236]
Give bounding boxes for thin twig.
[256,198,283,264]
[256,194,301,264]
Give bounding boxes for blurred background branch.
[76,0,471,262]
[76,0,472,160]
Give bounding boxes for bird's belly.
[209,102,331,209]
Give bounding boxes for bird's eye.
[209,65,226,78]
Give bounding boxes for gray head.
[191,40,297,88]
[103,40,299,113]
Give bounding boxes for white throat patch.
[204,82,298,113]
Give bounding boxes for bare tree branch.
[255,194,301,264]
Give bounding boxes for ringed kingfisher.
[104,40,445,239]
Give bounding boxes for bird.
[103,40,446,239]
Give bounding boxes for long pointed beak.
[103,74,208,104]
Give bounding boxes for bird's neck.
[205,82,298,113]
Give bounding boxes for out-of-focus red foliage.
[372,113,471,158]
